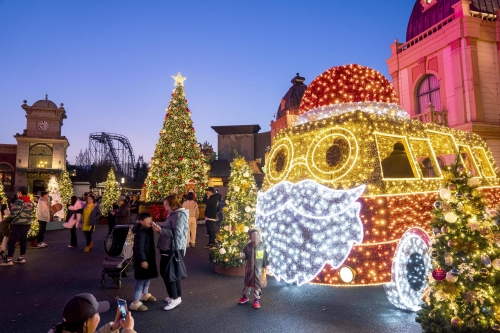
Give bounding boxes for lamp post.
[121,177,125,194]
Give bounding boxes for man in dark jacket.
[1,187,34,266]
[203,187,219,249]
[113,196,131,225]
[381,142,416,178]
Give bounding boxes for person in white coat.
[182,192,199,248]
[36,191,51,248]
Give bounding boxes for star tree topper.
[171,72,187,86]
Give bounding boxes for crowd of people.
[0,185,269,332]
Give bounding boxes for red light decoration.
[298,64,399,114]
[312,188,500,286]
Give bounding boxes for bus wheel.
[384,228,432,312]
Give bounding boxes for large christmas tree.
[416,158,500,332]
[59,170,74,213]
[210,157,257,268]
[144,73,209,202]
[101,169,120,216]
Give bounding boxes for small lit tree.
[59,171,74,214]
[210,157,257,268]
[416,158,500,332]
[27,194,39,240]
[101,169,120,216]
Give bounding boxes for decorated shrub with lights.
[256,64,500,311]
[210,157,257,268]
[144,73,209,202]
[27,194,39,240]
[415,160,500,332]
[0,182,5,203]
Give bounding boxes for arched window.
[29,143,53,168]
[416,75,441,114]
[0,164,13,192]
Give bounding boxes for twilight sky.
[0,0,414,164]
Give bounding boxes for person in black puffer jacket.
[129,212,158,312]
[203,187,220,249]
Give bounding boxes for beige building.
[13,95,70,193]
[387,0,500,165]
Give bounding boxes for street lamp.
[121,177,125,194]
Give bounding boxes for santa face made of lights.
[255,64,500,312]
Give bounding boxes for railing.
[398,15,455,53]
[412,108,448,127]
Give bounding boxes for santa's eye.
[307,128,357,182]
[275,151,286,173]
[326,138,349,167]
[268,138,294,182]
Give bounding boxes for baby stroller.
[101,225,134,289]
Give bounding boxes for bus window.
[458,145,481,177]
[472,147,496,178]
[409,138,442,178]
[375,134,417,179]
[426,131,459,168]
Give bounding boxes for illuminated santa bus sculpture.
[255,64,500,312]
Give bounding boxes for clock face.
[37,120,49,132]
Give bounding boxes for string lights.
[258,64,500,312]
[255,180,365,286]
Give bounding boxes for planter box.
[214,264,245,276]
[98,217,108,225]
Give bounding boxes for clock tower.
[14,95,70,193]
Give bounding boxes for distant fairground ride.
[88,132,135,178]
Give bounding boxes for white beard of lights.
[255,180,365,286]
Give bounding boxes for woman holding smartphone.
[152,194,188,311]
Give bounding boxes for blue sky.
[0,0,414,163]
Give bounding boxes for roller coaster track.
[88,132,135,178]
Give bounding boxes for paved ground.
[0,224,422,333]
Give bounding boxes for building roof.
[407,0,500,41]
[32,94,58,109]
[211,125,261,135]
[276,73,308,120]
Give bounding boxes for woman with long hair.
[129,194,139,224]
[182,192,199,248]
[81,195,101,253]
[66,196,79,248]
[152,194,188,311]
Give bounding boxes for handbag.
[164,229,187,282]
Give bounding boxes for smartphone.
[152,222,158,228]
[117,298,127,320]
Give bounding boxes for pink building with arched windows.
[387,0,500,165]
